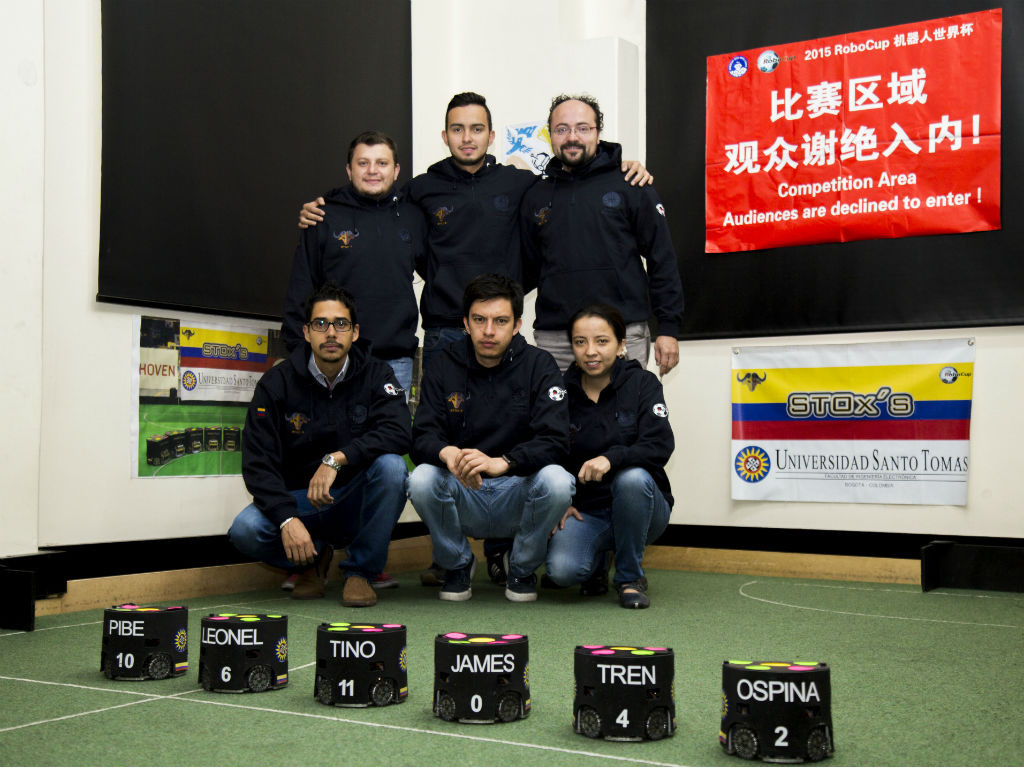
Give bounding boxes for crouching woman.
[545,304,675,609]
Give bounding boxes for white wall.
[3,0,1021,559]
[26,0,254,552]
[410,0,646,176]
[0,0,44,557]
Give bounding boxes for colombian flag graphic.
[178,323,272,403]
[731,338,974,504]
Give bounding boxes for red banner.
[705,9,1001,253]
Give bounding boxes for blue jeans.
[421,327,466,369]
[382,356,413,396]
[228,454,408,579]
[545,467,671,586]
[407,464,574,578]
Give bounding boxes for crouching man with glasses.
[229,282,410,607]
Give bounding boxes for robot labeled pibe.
[100,603,189,680]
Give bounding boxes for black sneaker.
[486,549,510,586]
[580,552,610,596]
[505,572,538,602]
[617,578,650,609]
[439,556,475,602]
[420,562,445,587]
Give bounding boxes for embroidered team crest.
[349,404,367,424]
[433,206,454,226]
[334,229,360,247]
[602,191,621,208]
[446,392,466,412]
[548,386,566,402]
[384,382,403,397]
[652,403,669,418]
[656,203,666,217]
[285,412,309,434]
[534,206,551,226]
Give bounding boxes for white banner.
[731,338,975,505]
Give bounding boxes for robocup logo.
[940,366,960,384]
[757,50,780,73]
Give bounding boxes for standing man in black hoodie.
[282,131,427,394]
[406,274,573,603]
[298,93,651,368]
[521,94,685,376]
[230,282,411,608]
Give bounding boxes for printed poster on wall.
[706,8,1001,253]
[504,121,552,176]
[133,316,282,479]
[731,338,974,505]
[179,322,270,402]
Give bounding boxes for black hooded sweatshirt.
[411,333,568,473]
[282,185,427,359]
[404,155,538,329]
[563,357,675,511]
[520,141,684,335]
[242,338,411,526]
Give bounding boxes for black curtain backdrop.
[648,0,1022,340]
[98,0,413,320]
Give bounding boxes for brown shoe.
[290,544,333,600]
[342,575,377,607]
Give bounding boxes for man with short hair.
[406,274,574,603]
[230,282,411,607]
[298,94,649,587]
[282,131,426,394]
[521,94,685,376]
[299,93,651,368]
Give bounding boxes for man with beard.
[298,93,651,368]
[231,282,411,607]
[521,94,684,377]
[282,131,426,394]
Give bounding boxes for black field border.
[5,524,1022,591]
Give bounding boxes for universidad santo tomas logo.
[735,445,770,483]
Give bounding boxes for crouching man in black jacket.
[407,274,574,603]
[229,282,410,608]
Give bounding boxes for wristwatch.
[502,454,517,471]
[321,453,342,471]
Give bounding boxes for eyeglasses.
[552,124,596,137]
[307,317,354,333]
